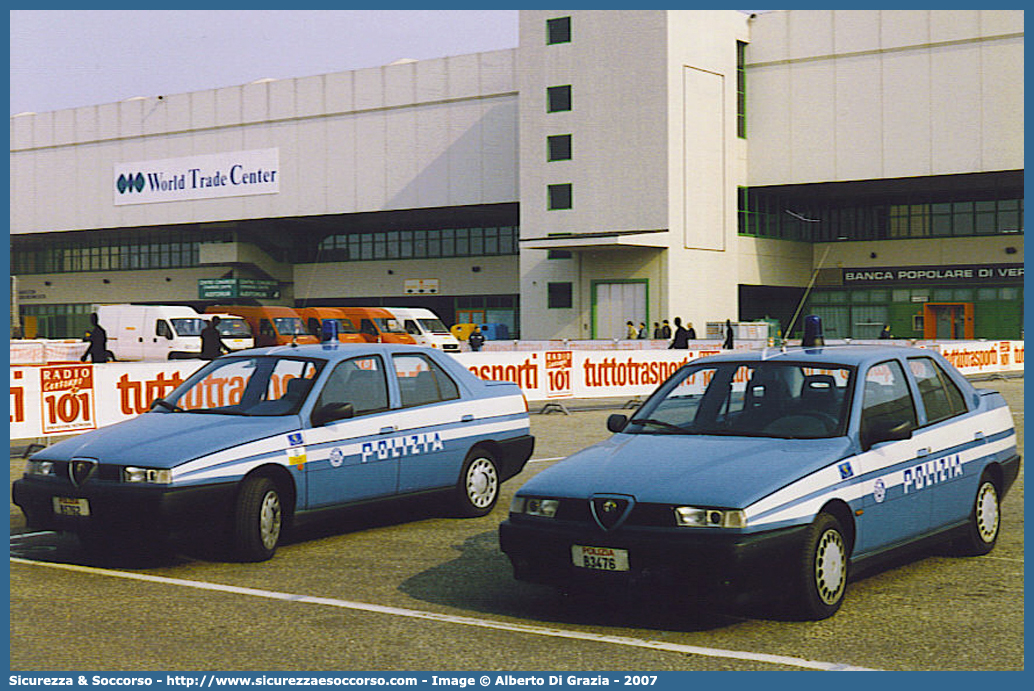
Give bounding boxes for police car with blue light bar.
[499,319,1019,619]
[15,343,534,561]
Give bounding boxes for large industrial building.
[10,10,1024,341]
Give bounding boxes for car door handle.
[974,431,985,441]
[916,447,930,457]
[461,414,474,423]
[379,425,396,434]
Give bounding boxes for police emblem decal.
[329,448,344,468]
[873,478,886,503]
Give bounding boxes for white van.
[94,304,253,360]
[383,307,461,352]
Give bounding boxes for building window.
[547,85,572,113]
[736,41,747,139]
[546,16,571,45]
[548,282,573,308]
[548,184,573,210]
[313,226,519,263]
[547,134,572,161]
[737,189,1023,242]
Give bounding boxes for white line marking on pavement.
[10,556,877,671]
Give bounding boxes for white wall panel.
[416,58,448,103]
[165,93,191,133]
[447,101,483,207]
[385,108,418,208]
[880,11,930,50]
[353,67,383,111]
[325,116,357,213]
[296,75,325,119]
[481,99,518,203]
[931,43,982,174]
[215,86,242,128]
[789,61,836,181]
[53,109,75,147]
[682,66,725,251]
[882,50,931,178]
[325,72,354,113]
[32,112,53,148]
[269,78,296,122]
[384,62,415,108]
[354,114,387,211]
[788,9,833,60]
[981,38,1025,171]
[833,55,882,181]
[833,10,880,54]
[190,91,217,131]
[414,103,450,208]
[242,81,268,124]
[747,65,791,185]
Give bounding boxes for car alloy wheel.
[814,527,846,606]
[974,480,1000,545]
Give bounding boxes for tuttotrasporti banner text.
[9,341,1023,441]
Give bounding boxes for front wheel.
[232,476,283,562]
[792,512,848,620]
[951,473,1000,556]
[454,449,500,517]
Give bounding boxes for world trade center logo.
[116,172,147,194]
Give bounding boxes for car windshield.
[216,318,252,337]
[418,318,449,333]
[274,317,310,336]
[156,356,324,416]
[374,317,407,334]
[627,361,855,439]
[330,318,360,334]
[170,318,207,336]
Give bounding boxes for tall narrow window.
[548,184,573,210]
[547,134,572,161]
[547,17,571,45]
[547,85,572,113]
[736,41,747,139]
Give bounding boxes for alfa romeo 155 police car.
[499,342,1019,619]
[14,343,534,561]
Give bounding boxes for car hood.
[518,432,856,508]
[31,413,300,468]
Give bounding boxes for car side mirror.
[607,414,628,433]
[312,402,354,427]
[861,419,912,451]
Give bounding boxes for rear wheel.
[232,476,283,562]
[454,449,499,517]
[952,472,1000,556]
[792,512,848,620]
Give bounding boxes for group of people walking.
[624,317,735,350]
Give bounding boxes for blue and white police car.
[15,343,534,561]
[500,340,1019,619]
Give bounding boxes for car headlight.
[674,506,747,528]
[122,467,173,484]
[26,460,55,477]
[510,496,560,518]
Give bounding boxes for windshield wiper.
[628,418,687,434]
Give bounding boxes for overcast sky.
[9,10,521,115]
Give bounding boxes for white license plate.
[571,544,629,572]
[53,497,90,517]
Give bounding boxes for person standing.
[652,322,663,339]
[686,321,697,340]
[468,325,486,352]
[637,322,648,339]
[722,319,735,350]
[669,317,690,349]
[200,316,230,360]
[879,324,892,339]
[625,321,637,339]
[80,313,109,364]
[660,320,672,339]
